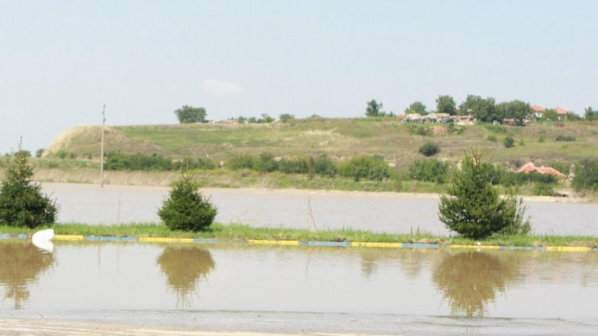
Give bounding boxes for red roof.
[516,163,566,178]
[531,105,546,112]
[555,107,568,115]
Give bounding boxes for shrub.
[105,153,173,171]
[503,136,515,148]
[0,151,58,228]
[172,157,217,171]
[339,155,391,181]
[279,114,295,123]
[419,142,440,157]
[55,150,68,159]
[312,154,337,178]
[254,152,279,173]
[409,159,449,183]
[556,135,576,142]
[499,172,557,187]
[279,158,310,174]
[572,159,598,192]
[438,150,530,239]
[407,124,432,136]
[158,171,217,231]
[487,135,497,142]
[35,149,45,158]
[538,136,545,143]
[534,183,555,196]
[227,154,256,170]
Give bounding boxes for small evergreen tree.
[158,171,217,231]
[419,141,440,157]
[0,151,58,228]
[438,150,530,239]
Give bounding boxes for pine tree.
[438,150,530,239]
[0,151,58,228]
[158,171,217,231]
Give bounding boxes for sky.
[1,0,597,153]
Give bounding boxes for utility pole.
[100,105,106,188]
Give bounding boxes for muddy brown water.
[42,183,598,236]
[1,240,598,335]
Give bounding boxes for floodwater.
[42,182,598,236]
[1,240,598,335]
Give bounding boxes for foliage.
[566,113,582,121]
[585,106,598,121]
[339,155,392,181]
[541,109,559,121]
[258,114,275,123]
[0,151,58,228]
[419,141,440,157]
[158,171,217,231]
[487,135,497,142]
[312,154,338,178]
[436,95,457,115]
[572,159,598,192]
[227,154,256,170]
[405,101,427,115]
[533,183,555,196]
[408,124,432,136]
[237,116,247,123]
[366,99,383,117]
[409,159,449,183]
[438,150,531,239]
[497,100,532,126]
[279,114,295,123]
[556,135,575,142]
[174,105,207,124]
[459,95,499,122]
[105,153,173,171]
[55,150,68,159]
[254,152,279,173]
[279,157,310,174]
[503,136,515,148]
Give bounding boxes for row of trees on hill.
[367,96,598,125]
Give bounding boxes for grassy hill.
[46,118,598,170]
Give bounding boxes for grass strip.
[1,223,597,248]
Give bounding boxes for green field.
[45,118,598,170]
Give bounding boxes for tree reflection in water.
[432,251,522,317]
[0,241,55,309]
[157,246,215,309]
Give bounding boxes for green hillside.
[46,118,598,170]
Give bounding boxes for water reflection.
[157,246,215,309]
[0,241,55,309]
[432,251,523,317]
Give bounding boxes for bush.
[487,135,497,142]
[534,183,555,196]
[572,159,598,192]
[499,172,557,187]
[227,154,256,170]
[35,149,45,158]
[556,135,576,142]
[279,157,310,174]
[0,151,58,228]
[407,124,432,136]
[254,152,279,173]
[158,171,217,231]
[438,150,530,239]
[105,153,173,171]
[172,157,217,171]
[419,142,440,157]
[279,114,295,123]
[339,155,392,181]
[55,150,68,159]
[409,159,449,183]
[312,154,337,178]
[503,136,515,148]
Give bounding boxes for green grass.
[2,223,597,247]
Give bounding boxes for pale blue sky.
[1,0,597,152]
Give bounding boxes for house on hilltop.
[531,105,546,120]
[555,107,569,120]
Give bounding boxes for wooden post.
[100,105,106,188]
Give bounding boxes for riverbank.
[2,223,598,248]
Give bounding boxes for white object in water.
[32,229,55,253]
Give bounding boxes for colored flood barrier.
[0,232,597,253]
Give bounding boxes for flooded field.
[42,182,598,236]
[1,240,598,334]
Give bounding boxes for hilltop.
[45,118,598,170]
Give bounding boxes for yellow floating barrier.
[546,246,593,252]
[351,242,403,248]
[139,237,194,243]
[247,239,300,246]
[54,235,85,241]
[450,244,500,250]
